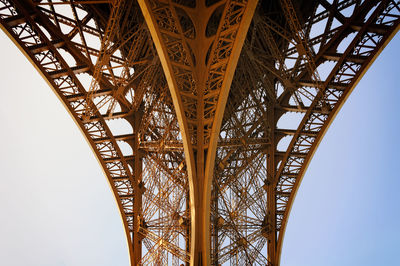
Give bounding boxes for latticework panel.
[0,0,190,265]
[1,0,399,265]
[211,0,400,264]
[211,69,271,265]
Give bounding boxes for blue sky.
[281,34,400,266]
[0,29,398,265]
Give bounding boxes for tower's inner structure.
[0,0,399,265]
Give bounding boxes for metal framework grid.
[0,0,398,265]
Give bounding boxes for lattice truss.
[211,0,399,265]
[140,0,256,149]
[0,0,190,265]
[0,0,399,265]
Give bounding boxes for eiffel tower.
[0,0,398,265]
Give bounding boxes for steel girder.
[0,0,190,264]
[138,1,258,264]
[0,0,399,265]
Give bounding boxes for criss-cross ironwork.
[0,0,398,265]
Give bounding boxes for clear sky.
[0,29,399,266]
[281,33,400,266]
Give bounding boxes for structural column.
[130,110,144,265]
[266,103,277,265]
[138,0,258,264]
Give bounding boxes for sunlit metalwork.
[0,0,398,265]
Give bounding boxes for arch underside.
[0,1,190,264]
[0,0,399,265]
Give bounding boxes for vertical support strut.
[138,0,258,264]
[132,110,143,265]
[267,103,277,265]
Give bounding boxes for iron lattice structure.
[0,0,399,265]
